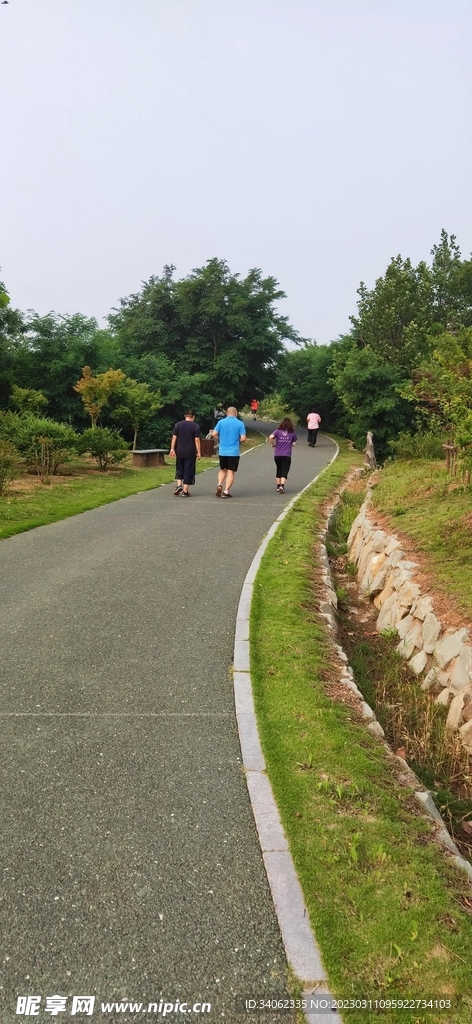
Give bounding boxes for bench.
[132,448,168,468]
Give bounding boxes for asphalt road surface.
[0,423,336,1023]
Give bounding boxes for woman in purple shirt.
[269,417,297,494]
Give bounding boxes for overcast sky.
[2,0,471,344]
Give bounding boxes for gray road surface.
[0,424,336,1022]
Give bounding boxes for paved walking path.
[0,425,336,1022]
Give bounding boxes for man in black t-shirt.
[169,410,202,496]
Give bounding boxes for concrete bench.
[132,448,167,468]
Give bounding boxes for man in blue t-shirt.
[212,406,246,498]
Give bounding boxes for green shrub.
[388,430,445,460]
[79,427,129,470]
[0,413,78,477]
[0,439,19,496]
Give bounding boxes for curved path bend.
[0,425,336,1022]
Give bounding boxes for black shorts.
[219,456,240,471]
[176,456,196,485]
[275,456,291,478]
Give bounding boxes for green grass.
[250,441,472,1024]
[372,459,472,620]
[0,429,265,541]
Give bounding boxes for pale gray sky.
[2,0,471,343]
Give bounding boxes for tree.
[0,279,24,408]
[111,377,162,449]
[0,413,79,478]
[277,341,348,429]
[74,366,125,427]
[400,328,472,470]
[350,255,433,372]
[330,345,414,461]
[109,260,300,426]
[12,314,119,425]
[10,385,48,414]
[78,427,129,471]
[430,230,472,329]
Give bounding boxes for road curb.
[233,440,343,1023]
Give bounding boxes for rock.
[320,612,335,629]
[357,539,375,581]
[396,580,421,609]
[392,566,414,588]
[415,790,444,824]
[376,595,408,633]
[449,646,472,693]
[446,692,466,730]
[367,720,385,738]
[435,688,453,706]
[410,595,434,621]
[347,513,364,548]
[421,667,449,693]
[319,601,335,617]
[349,529,365,565]
[361,701,375,720]
[374,587,390,611]
[397,614,415,640]
[359,551,386,594]
[371,530,388,553]
[384,537,401,556]
[422,613,442,654]
[459,719,472,751]
[434,629,469,669]
[325,588,338,609]
[409,650,428,675]
[368,564,391,596]
[397,624,421,660]
[461,702,472,723]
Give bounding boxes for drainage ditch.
[326,479,472,866]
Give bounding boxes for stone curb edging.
[320,483,472,885]
[233,441,343,1024]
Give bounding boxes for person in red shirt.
[250,399,259,420]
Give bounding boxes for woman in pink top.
[269,417,297,494]
[306,410,321,447]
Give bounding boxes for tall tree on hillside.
[350,255,433,371]
[110,260,300,416]
[430,230,472,328]
[14,313,119,424]
[0,280,24,407]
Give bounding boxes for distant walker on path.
[307,409,321,447]
[269,418,297,494]
[212,407,246,498]
[169,410,202,496]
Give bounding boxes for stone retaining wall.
[347,495,472,753]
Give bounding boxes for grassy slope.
[250,441,472,1024]
[371,459,472,620]
[0,429,264,540]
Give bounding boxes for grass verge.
[0,429,265,541]
[372,459,472,620]
[250,441,472,1024]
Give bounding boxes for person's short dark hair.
[279,417,294,432]
[185,409,195,417]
